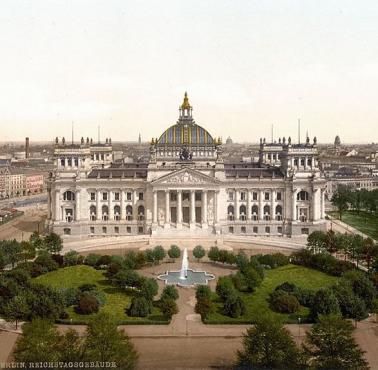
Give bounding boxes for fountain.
[158,247,215,287]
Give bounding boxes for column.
[235,189,239,221]
[165,190,170,228]
[271,190,275,221]
[202,190,208,228]
[120,191,125,220]
[321,189,325,219]
[55,190,60,221]
[153,190,158,224]
[214,190,219,223]
[177,190,182,228]
[190,190,196,228]
[312,189,318,221]
[109,190,113,221]
[247,190,251,220]
[96,190,101,220]
[292,189,297,221]
[133,189,138,216]
[259,190,264,221]
[75,189,81,221]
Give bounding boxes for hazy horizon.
[1,1,378,143]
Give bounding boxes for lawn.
[329,210,378,240]
[206,264,338,324]
[34,265,167,324]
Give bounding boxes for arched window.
[252,205,258,220]
[138,205,145,221]
[239,205,246,220]
[227,205,234,220]
[264,205,271,220]
[102,205,109,221]
[276,205,283,221]
[114,205,121,220]
[126,205,133,221]
[297,191,309,201]
[90,205,96,221]
[63,191,75,201]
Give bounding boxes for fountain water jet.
[179,248,189,280]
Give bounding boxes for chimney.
[25,137,30,159]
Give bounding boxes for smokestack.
[25,137,30,159]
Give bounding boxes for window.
[126,192,132,201]
[240,192,246,201]
[63,191,75,201]
[307,158,312,166]
[265,192,270,201]
[102,205,109,221]
[63,228,71,235]
[276,192,282,201]
[229,226,234,234]
[114,226,119,234]
[301,228,309,235]
[126,205,133,221]
[89,205,96,221]
[253,192,258,201]
[170,192,177,201]
[228,192,234,201]
[65,209,73,222]
[74,158,79,166]
[264,205,271,220]
[114,192,120,201]
[294,159,298,166]
[301,158,305,166]
[138,192,144,201]
[277,226,283,234]
[239,205,246,220]
[227,205,234,220]
[241,226,246,233]
[253,226,258,234]
[297,191,309,201]
[102,192,108,201]
[90,227,95,234]
[102,227,107,234]
[276,205,283,221]
[90,192,95,201]
[195,192,202,201]
[265,226,270,234]
[127,226,131,234]
[114,205,121,220]
[138,206,145,221]
[138,226,144,234]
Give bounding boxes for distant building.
[226,136,233,145]
[334,135,341,148]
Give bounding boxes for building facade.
[46,94,327,237]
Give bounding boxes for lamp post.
[298,317,301,338]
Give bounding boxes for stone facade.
[46,94,327,237]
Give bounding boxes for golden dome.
[181,92,191,109]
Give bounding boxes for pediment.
[152,168,219,186]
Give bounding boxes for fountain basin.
[158,269,215,287]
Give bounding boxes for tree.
[1,239,22,268]
[153,245,166,264]
[76,292,99,314]
[195,296,214,320]
[145,249,155,264]
[310,288,340,320]
[29,231,43,250]
[84,253,101,266]
[237,314,305,369]
[195,285,212,300]
[128,297,151,317]
[307,231,328,253]
[235,251,249,271]
[43,232,63,254]
[243,266,263,292]
[216,276,235,301]
[325,230,339,254]
[58,329,84,362]
[114,269,142,289]
[305,314,369,370]
[19,241,36,262]
[207,246,220,263]
[13,319,62,363]
[167,245,180,261]
[193,245,205,262]
[84,312,138,369]
[159,298,178,319]
[269,291,300,314]
[161,285,179,301]
[3,295,30,329]
[64,250,80,266]
[140,278,158,301]
[361,238,378,271]
[331,185,351,221]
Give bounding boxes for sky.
[0,0,378,143]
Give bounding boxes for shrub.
[161,285,179,301]
[107,262,121,276]
[195,296,214,320]
[15,262,44,278]
[293,287,315,307]
[208,247,220,262]
[270,291,300,314]
[159,298,178,319]
[153,246,166,264]
[216,276,235,301]
[274,282,297,293]
[35,252,59,272]
[258,253,289,268]
[140,278,159,301]
[84,254,101,266]
[128,297,151,317]
[59,287,79,307]
[123,251,146,270]
[223,291,246,318]
[232,272,247,292]
[113,269,142,289]
[50,254,64,267]
[78,284,97,293]
[243,266,263,292]
[310,288,340,320]
[195,285,212,301]
[76,292,99,314]
[96,255,112,267]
